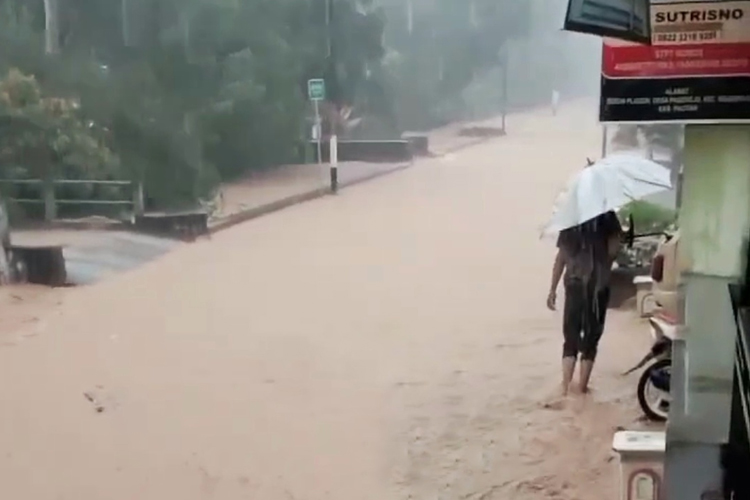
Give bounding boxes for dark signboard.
[565,0,651,44]
[600,0,750,123]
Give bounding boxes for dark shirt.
[557,211,622,289]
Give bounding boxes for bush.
[618,200,677,233]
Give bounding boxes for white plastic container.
[612,431,666,500]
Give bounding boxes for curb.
[431,99,580,157]
[15,134,496,237]
[207,129,499,236]
[434,135,502,156]
[208,162,412,235]
[431,126,512,157]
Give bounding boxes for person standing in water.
[551,89,560,116]
[546,210,623,396]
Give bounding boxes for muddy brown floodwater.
[0,101,657,500]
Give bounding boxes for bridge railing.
[0,178,144,221]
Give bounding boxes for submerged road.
[0,101,648,500]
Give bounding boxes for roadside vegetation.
[0,0,586,217]
[619,200,677,233]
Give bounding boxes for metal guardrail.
[0,178,144,220]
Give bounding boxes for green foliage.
[0,0,391,212]
[0,0,535,213]
[0,68,117,178]
[619,200,677,233]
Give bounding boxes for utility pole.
[326,0,332,57]
[43,0,60,54]
[502,61,508,133]
[469,0,477,28]
[42,0,60,221]
[122,0,130,46]
[406,0,413,35]
[500,45,509,133]
[326,0,338,193]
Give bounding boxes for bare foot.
[579,385,595,395]
[542,397,567,411]
[541,387,569,410]
[542,399,566,411]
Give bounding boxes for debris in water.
[83,391,105,413]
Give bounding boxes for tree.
[0,68,118,218]
[0,0,388,212]
[0,68,116,178]
[376,0,531,129]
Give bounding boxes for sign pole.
[314,99,322,165]
[307,78,326,164]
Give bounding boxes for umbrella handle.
[624,214,635,249]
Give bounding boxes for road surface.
[0,100,653,500]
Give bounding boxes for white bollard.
[612,431,666,500]
[330,134,338,193]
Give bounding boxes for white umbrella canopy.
[542,153,672,237]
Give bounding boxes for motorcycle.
[624,313,674,422]
[618,215,676,422]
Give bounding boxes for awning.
[564,0,651,45]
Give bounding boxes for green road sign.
[307,79,325,101]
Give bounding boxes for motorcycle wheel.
[637,358,671,422]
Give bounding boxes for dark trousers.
[562,279,610,361]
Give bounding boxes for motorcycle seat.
[649,314,678,341]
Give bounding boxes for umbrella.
[541,153,672,237]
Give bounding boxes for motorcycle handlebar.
[634,231,670,239]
